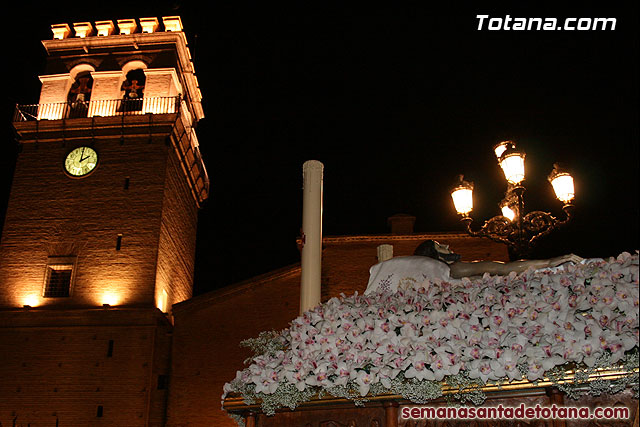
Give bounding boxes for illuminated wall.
[0,15,204,426]
[0,137,168,308]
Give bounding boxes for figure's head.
[413,240,461,264]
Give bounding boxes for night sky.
[2,3,638,296]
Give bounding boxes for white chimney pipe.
[300,160,323,314]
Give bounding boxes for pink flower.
[469,347,481,359]
[493,315,504,326]
[528,361,544,380]
[599,315,609,327]
[469,360,493,383]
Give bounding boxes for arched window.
[120,69,146,112]
[67,69,93,118]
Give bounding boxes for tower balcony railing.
[12,94,209,205]
[13,96,181,122]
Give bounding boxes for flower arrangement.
[223,253,639,419]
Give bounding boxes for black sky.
[2,3,638,296]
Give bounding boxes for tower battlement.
[51,16,184,39]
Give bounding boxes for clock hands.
[78,147,95,163]
[78,148,94,163]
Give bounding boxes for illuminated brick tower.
[0,17,208,425]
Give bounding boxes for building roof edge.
[173,263,301,314]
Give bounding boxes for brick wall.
[38,75,70,105]
[167,266,301,427]
[0,308,171,426]
[0,136,172,308]
[155,148,199,311]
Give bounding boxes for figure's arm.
[449,254,583,279]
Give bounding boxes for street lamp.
[451,141,575,259]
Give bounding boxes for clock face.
[64,146,98,177]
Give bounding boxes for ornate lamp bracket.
[451,142,575,259]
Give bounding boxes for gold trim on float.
[222,366,637,412]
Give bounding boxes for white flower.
[253,368,280,394]
[351,370,377,396]
[527,361,545,381]
[284,367,309,391]
[404,352,435,381]
[497,349,522,381]
[332,362,352,386]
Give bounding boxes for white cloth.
[364,256,451,295]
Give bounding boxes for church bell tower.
[0,16,208,425]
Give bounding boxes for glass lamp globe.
[493,141,514,160]
[451,177,474,216]
[499,151,526,184]
[548,165,575,203]
[501,204,516,221]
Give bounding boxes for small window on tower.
[43,257,76,298]
[157,374,168,390]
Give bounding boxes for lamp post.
[451,141,575,259]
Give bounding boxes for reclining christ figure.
[364,240,583,295]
